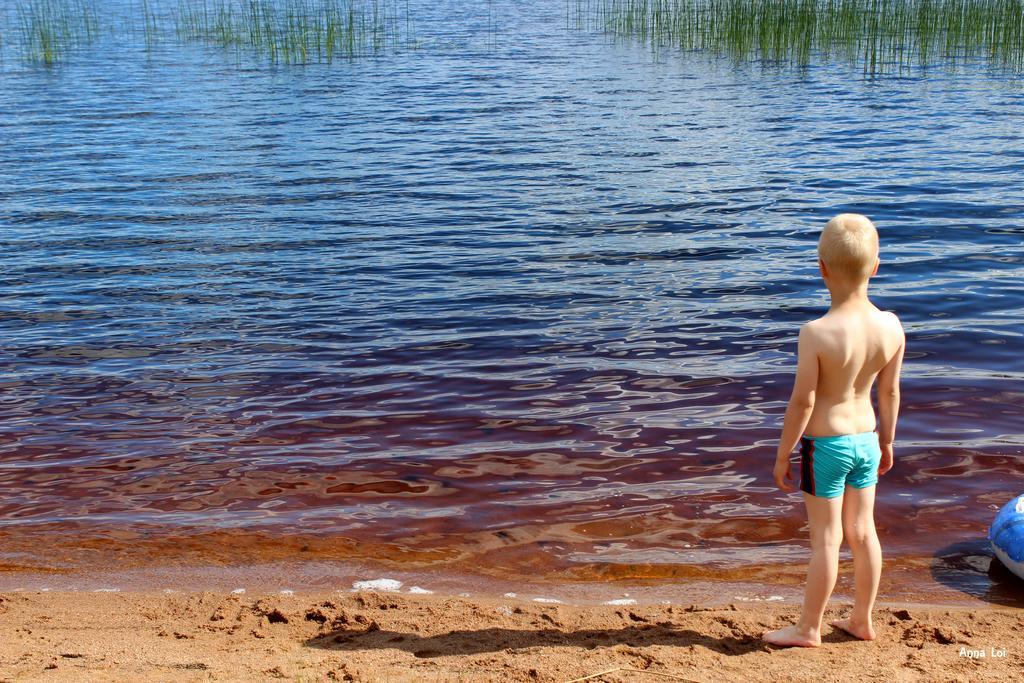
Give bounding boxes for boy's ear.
[819,258,828,279]
[870,257,879,277]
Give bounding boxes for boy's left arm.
[773,324,819,492]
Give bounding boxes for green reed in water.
[171,0,411,62]
[573,0,1024,74]
[14,0,101,65]
[5,0,411,65]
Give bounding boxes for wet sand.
[3,525,1022,609]
[1,588,1021,682]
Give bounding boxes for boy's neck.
[826,281,871,310]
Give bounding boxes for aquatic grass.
[574,0,1024,74]
[172,0,410,63]
[141,0,160,51]
[15,0,101,65]
[5,0,412,65]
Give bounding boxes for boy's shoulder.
[800,307,903,341]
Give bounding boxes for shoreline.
[1,587,1020,682]
[0,550,1018,610]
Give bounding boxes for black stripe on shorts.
[800,437,815,496]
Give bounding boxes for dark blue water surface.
[1,1,1023,598]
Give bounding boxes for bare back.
[803,304,903,436]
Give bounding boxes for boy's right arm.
[876,314,905,475]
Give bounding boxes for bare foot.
[762,624,821,648]
[830,617,876,641]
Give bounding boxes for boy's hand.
[773,458,797,492]
[878,442,894,476]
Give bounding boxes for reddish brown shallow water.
[1,376,1022,606]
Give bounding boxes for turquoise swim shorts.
[799,430,882,499]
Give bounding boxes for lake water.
[1,1,1023,603]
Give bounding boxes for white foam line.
[279,589,295,595]
[407,586,433,594]
[351,578,403,592]
[603,598,637,605]
[94,588,120,593]
[532,597,563,604]
[503,592,517,598]
[231,588,246,595]
[735,595,786,602]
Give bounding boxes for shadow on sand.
[305,621,856,658]
[930,538,1024,608]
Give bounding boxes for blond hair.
[818,213,879,282]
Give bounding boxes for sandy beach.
[1,587,1021,682]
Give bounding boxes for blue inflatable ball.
[989,494,1024,580]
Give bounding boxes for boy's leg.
[763,492,843,647]
[831,484,880,640]
[797,491,845,631]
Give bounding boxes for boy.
[762,213,905,648]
